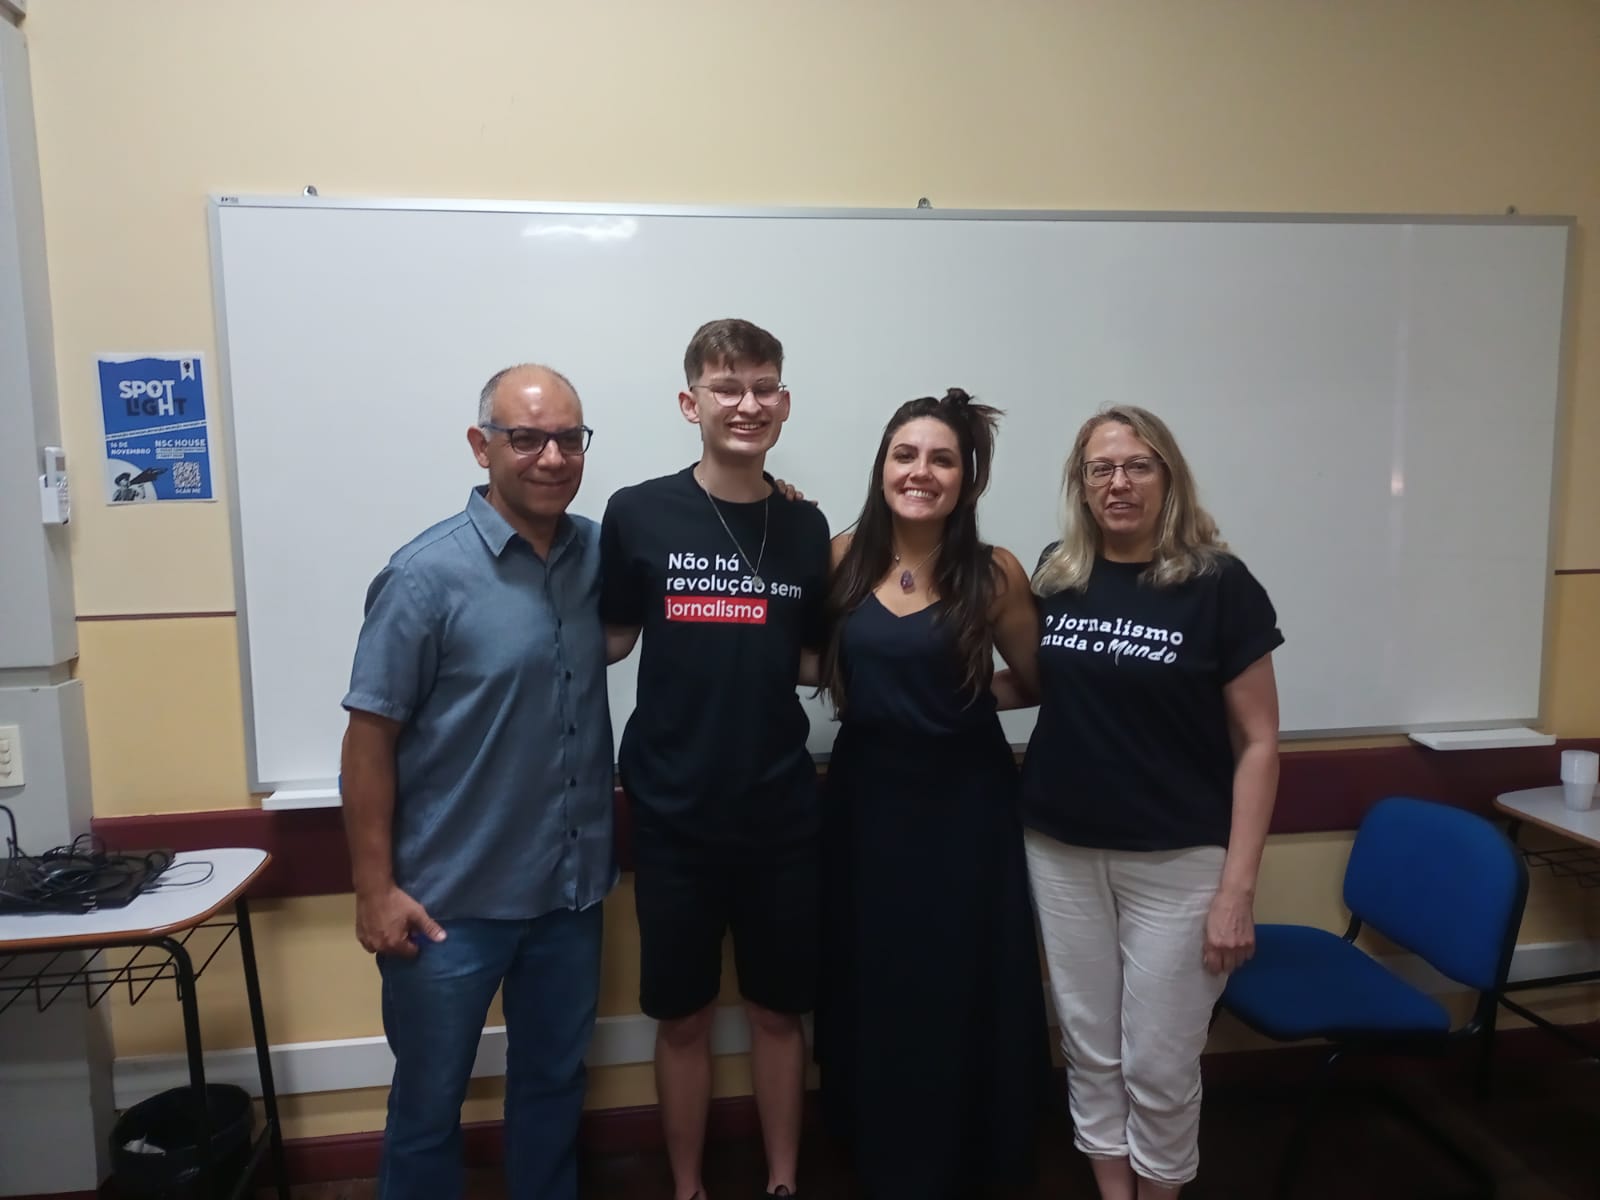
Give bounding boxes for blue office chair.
[1219,795,1528,1199]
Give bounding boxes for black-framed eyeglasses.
[480,423,593,457]
[1083,456,1163,487]
[690,381,788,407]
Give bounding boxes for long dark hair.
[821,388,1003,712]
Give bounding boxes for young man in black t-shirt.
[601,319,830,1200]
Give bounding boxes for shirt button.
[568,829,579,840]
[568,724,577,735]
[568,778,577,787]
[565,670,573,680]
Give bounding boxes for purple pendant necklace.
[893,544,940,592]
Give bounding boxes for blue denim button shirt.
[344,488,615,919]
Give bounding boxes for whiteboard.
[208,198,1571,794]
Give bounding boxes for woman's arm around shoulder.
[799,531,854,687]
[989,546,1041,709]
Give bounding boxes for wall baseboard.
[108,938,1600,1110]
[109,1003,780,1110]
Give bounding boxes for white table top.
[0,848,269,950]
[1494,787,1600,851]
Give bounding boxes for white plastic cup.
[1562,782,1595,812]
[1560,749,1598,812]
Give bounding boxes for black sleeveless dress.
[816,594,1049,1198]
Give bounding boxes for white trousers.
[1024,830,1227,1187]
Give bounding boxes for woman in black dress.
[815,388,1049,1198]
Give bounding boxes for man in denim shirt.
[341,364,614,1200]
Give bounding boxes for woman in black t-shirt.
[1018,405,1282,1199]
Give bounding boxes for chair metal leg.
[1498,994,1600,1063]
[1273,1049,1341,1200]
[1475,1006,1499,1101]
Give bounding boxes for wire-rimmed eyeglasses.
[689,381,788,407]
[1083,456,1164,487]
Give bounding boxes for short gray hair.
[477,364,580,425]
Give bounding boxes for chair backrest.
[1342,796,1529,992]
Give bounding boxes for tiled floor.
[269,1058,1600,1199]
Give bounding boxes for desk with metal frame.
[0,847,288,1199]
[1492,787,1600,1063]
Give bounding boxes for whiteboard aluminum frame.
[206,196,1577,792]
[1538,217,1584,732]
[207,201,280,793]
[211,193,1575,227]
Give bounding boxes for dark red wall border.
[90,740,1600,900]
[1262,737,1600,834]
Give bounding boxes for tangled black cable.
[0,804,175,913]
[147,860,215,891]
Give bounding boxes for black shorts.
[633,835,820,1021]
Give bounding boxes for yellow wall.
[22,0,1600,1141]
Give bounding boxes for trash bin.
[110,1083,255,1199]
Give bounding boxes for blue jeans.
[376,904,603,1200]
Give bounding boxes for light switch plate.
[0,724,23,787]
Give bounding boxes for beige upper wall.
[21,0,1600,617]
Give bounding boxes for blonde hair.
[1032,405,1227,596]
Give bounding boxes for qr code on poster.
[171,461,202,491]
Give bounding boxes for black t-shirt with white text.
[1020,552,1284,852]
[600,467,831,851]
